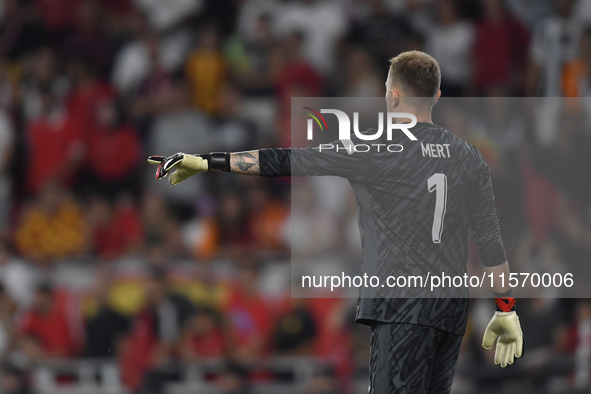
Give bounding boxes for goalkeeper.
[148,50,523,394]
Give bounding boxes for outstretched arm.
[148,149,291,184]
[149,139,366,184]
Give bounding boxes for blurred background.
[0,0,589,393]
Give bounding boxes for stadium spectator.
[275,29,324,101]
[273,297,317,356]
[180,306,228,362]
[289,185,339,258]
[181,195,219,260]
[110,13,156,96]
[129,39,173,129]
[185,25,226,115]
[111,13,190,97]
[64,0,112,79]
[82,272,130,358]
[120,268,195,391]
[83,99,142,195]
[471,0,530,95]
[518,298,566,376]
[424,0,474,97]
[18,47,69,122]
[147,79,212,215]
[15,182,86,263]
[245,180,289,253]
[342,47,383,97]
[564,300,591,389]
[562,25,591,97]
[212,84,258,152]
[140,192,184,260]
[231,13,276,96]
[65,57,116,132]
[236,0,279,44]
[272,0,346,74]
[18,283,78,359]
[274,31,323,145]
[0,243,38,309]
[528,0,580,96]
[210,193,254,259]
[86,194,144,259]
[346,0,418,76]
[224,262,272,362]
[23,87,84,195]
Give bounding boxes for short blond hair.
[388,51,441,98]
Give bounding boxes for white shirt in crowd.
[425,21,474,86]
[530,15,581,97]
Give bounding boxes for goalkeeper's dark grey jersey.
[265,122,506,335]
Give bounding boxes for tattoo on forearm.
[230,151,260,175]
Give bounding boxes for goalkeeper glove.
[147,153,208,185]
[482,295,524,367]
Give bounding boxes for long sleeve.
[469,148,507,267]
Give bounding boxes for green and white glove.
[482,310,524,367]
[148,153,208,185]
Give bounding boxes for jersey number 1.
[427,173,447,243]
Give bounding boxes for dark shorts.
[369,322,463,394]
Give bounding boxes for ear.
[390,88,400,108]
[433,89,442,106]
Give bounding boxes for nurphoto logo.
[303,108,418,154]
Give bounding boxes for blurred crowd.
[0,0,588,393]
